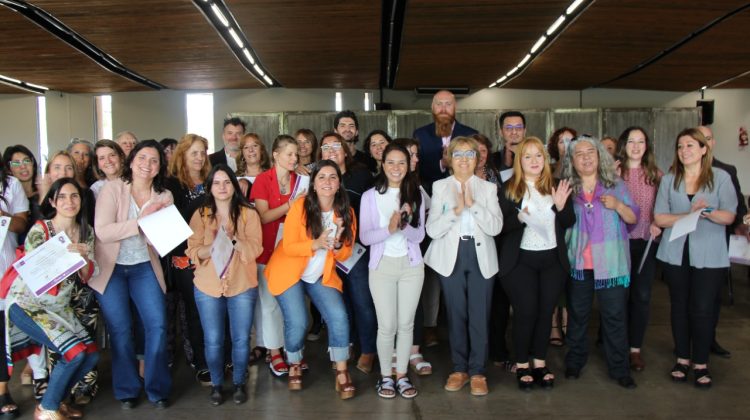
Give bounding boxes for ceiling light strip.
[488,0,594,88]
[193,1,279,88]
[0,0,166,90]
[0,73,47,94]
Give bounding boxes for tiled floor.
[8,268,750,419]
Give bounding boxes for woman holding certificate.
[359,143,425,399]
[7,177,99,420]
[654,128,736,388]
[187,164,262,406]
[91,140,173,409]
[264,160,357,399]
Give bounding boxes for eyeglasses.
[503,124,525,131]
[321,143,343,153]
[9,159,32,167]
[452,150,477,160]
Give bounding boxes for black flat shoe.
[516,368,534,391]
[210,386,223,406]
[564,367,580,379]
[617,376,637,389]
[532,367,554,389]
[120,398,138,410]
[233,384,247,404]
[710,341,731,359]
[153,399,169,409]
[694,368,712,389]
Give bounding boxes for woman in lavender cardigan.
[359,143,425,399]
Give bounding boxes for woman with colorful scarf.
[561,136,639,389]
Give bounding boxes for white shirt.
[116,196,152,265]
[226,152,238,172]
[375,187,407,257]
[301,211,334,283]
[0,177,29,275]
[451,177,475,236]
[520,181,557,250]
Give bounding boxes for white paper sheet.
[729,234,750,265]
[500,169,513,182]
[275,223,284,247]
[668,210,702,242]
[291,175,310,200]
[0,216,10,247]
[211,226,235,278]
[13,231,86,297]
[336,242,366,274]
[137,204,193,257]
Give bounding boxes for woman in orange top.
[265,160,356,399]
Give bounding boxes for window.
[335,91,342,112]
[37,96,48,170]
[186,93,215,153]
[364,92,371,111]
[95,95,113,140]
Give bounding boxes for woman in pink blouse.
[615,127,663,372]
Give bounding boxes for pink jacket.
[89,179,173,294]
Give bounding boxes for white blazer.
[424,175,503,278]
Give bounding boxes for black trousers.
[489,276,510,362]
[439,239,494,376]
[501,249,566,364]
[172,262,207,370]
[565,270,629,379]
[627,238,657,349]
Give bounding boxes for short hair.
[223,117,246,132]
[115,131,138,143]
[159,138,178,149]
[334,110,359,130]
[499,111,526,128]
[93,139,126,178]
[270,134,298,165]
[445,136,480,173]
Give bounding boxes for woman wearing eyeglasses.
[4,146,42,243]
[425,136,503,396]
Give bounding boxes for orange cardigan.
[264,198,355,296]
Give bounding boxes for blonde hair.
[169,134,210,189]
[505,137,553,202]
[446,136,479,174]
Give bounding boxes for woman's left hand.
[551,179,572,211]
[600,194,620,210]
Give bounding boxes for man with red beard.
[413,90,477,195]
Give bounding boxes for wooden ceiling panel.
[505,0,750,90]
[606,9,750,90]
[0,7,144,93]
[31,0,263,90]
[396,0,570,90]
[227,0,382,89]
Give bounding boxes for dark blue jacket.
[413,121,477,195]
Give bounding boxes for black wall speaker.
[697,100,714,125]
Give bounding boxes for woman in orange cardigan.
[265,160,357,399]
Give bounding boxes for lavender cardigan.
[359,187,426,270]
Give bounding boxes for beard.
[433,112,455,137]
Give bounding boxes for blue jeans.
[194,287,258,386]
[94,262,171,402]
[9,305,99,411]
[275,279,350,363]
[338,249,377,354]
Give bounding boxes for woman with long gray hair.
[561,135,639,389]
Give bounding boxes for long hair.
[199,164,255,230]
[66,138,98,186]
[470,133,498,174]
[93,140,126,179]
[670,128,714,191]
[364,129,392,158]
[616,126,660,186]
[45,151,79,177]
[3,144,38,194]
[505,137,554,202]
[562,135,618,193]
[295,128,318,160]
[316,131,353,166]
[547,127,577,162]
[236,133,270,175]
[121,140,168,193]
[392,137,421,181]
[40,177,88,243]
[303,160,354,244]
[169,134,210,189]
[373,143,422,227]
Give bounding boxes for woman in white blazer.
[424,136,503,397]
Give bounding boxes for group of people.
[0,90,747,419]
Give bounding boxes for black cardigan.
[496,180,575,278]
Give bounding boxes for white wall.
[1,87,747,189]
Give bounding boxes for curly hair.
[169,134,210,189]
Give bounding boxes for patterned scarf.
[565,180,636,289]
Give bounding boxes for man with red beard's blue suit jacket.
[413,120,478,196]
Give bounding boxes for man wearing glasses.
[413,90,477,196]
[492,111,527,170]
[334,110,373,170]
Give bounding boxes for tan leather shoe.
[444,372,470,391]
[470,375,489,396]
[34,405,69,420]
[59,402,82,419]
[630,352,645,372]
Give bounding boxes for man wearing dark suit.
[491,111,527,171]
[208,117,246,171]
[413,90,478,196]
[698,125,748,358]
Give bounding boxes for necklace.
[278,173,290,195]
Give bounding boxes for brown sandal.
[335,369,356,400]
[356,353,375,374]
[288,363,302,391]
